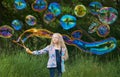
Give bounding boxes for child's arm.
[25,45,50,55]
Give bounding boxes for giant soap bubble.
[74,5,87,17]
[97,24,110,37]
[14,0,27,10]
[25,15,37,26]
[0,25,14,38]
[11,19,23,30]
[48,2,61,16]
[60,15,76,30]
[89,1,102,15]
[98,7,118,24]
[43,12,55,24]
[32,0,47,12]
[71,30,82,39]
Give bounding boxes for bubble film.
[74,5,87,17]
[98,7,118,24]
[14,0,27,10]
[89,1,102,15]
[97,24,110,37]
[60,15,76,30]
[0,25,14,38]
[71,30,82,39]
[11,19,23,30]
[32,0,47,12]
[25,15,37,26]
[43,12,55,24]
[48,2,61,16]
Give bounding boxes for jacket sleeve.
[32,45,50,55]
[61,48,66,56]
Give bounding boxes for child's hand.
[25,48,29,52]
[62,56,66,60]
[62,56,68,61]
[25,48,33,54]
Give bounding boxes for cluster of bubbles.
[61,4,87,30]
[11,15,37,31]
[88,21,111,37]
[31,0,61,24]
[1,1,118,39]
[43,2,62,24]
[0,14,37,38]
[14,0,88,30]
[88,1,118,37]
[0,0,117,55]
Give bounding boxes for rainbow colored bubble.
[25,15,37,26]
[97,24,110,37]
[74,5,87,17]
[43,12,55,24]
[71,30,82,39]
[70,37,116,55]
[60,15,76,30]
[11,19,23,30]
[63,35,117,55]
[48,2,61,16]
[0,25,14,38]
[98,7,118,24]
[32,0,47,12]
[14,0,27,10]
[89,1,102,15]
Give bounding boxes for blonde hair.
[50,33,69,60]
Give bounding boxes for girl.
[25,33,69,77]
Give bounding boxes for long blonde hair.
[50,33,69,60]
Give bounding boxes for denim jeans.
[49,62,62,77]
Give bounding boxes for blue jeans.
[49,63,62,77]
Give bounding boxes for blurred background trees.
[0,0,120,60]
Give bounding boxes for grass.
[63,56,119,77]
[0,50,120,77]
[0,51,49,77]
